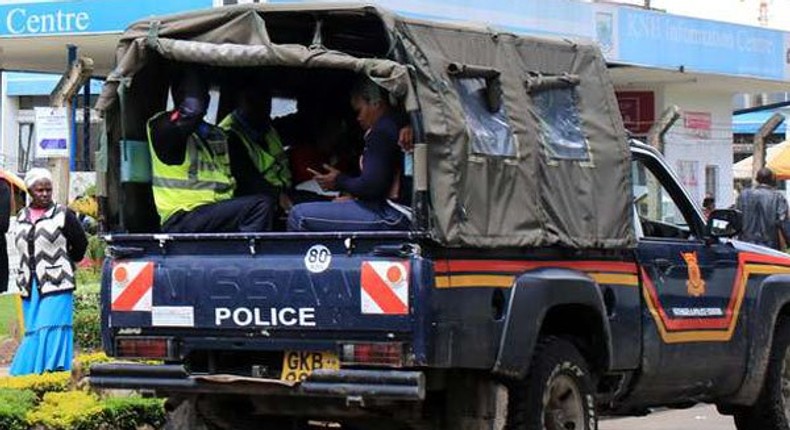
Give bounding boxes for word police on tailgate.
[215,307,317,327]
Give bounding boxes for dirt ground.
[0,337,18,365]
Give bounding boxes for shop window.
[452,77,517,157]
[527,73,589,161]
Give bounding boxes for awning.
[733,140,790,180]
[733,110,788,135]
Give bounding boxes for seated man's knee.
[287,204,305,231]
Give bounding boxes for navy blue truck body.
[90,5,790,428]
[93,144,790,429]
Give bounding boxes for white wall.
[662,86,734,209]
[0,73,20,172]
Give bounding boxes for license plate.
[280,351,340,381]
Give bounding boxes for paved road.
[601,405,735,430]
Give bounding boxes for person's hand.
[279,193,293,212]
[308,164,341,191]
[398,126,414,153]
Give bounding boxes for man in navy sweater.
[287,79,410,232]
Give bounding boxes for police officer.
[219,77,292,210]
[147,69,275,233]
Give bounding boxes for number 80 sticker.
[305,245,332,273]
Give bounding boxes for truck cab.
[89,4,790,430]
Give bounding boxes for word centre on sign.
[6,8,90,35]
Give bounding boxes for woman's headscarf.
[24,168,52,189]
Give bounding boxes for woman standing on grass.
[9,168,87,375]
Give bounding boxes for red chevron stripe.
[361,262,408,315]
[112,263,154,311]
[435,260,638,274]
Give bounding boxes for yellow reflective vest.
[219,113,292,189]
[147,112,235,224]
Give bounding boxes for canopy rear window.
[527,73,589,161]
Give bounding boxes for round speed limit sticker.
[304,245,332,273]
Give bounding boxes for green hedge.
[74,282,101,351]
[26,391,104,430]
[99,396,166,430]
[0,389,165,430]
[0,389,37,430]
[0,372,71,398]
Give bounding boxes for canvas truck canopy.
[96,3,634,249]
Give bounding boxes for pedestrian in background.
[702,195,715,220]
[735,167,789,250]
[0,169,26,293]
[9,168,87,375]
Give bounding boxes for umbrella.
[0,169,26,193]
[733,141,790,180]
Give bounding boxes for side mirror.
[706,209,742,238]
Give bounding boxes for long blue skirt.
[9,281,74,375]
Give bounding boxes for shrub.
[0,372,70,397]
[24,391,165,430]
[99,396,166,430]
[26,391,103,430]
[76,266,102,286]
[73,351,112,375]
[74,282,102,351]
[86,235,106,262]
[0,388,37,430]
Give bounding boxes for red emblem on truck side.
[681,251,706,297]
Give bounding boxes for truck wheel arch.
[723,274,790,406]
[492,268,613,380]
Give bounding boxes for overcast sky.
[609,0,790,30]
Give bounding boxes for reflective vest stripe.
[147,112,235,224]
[151,177,234,192]
[219,114,292,188]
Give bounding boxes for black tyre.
[506,337,597,430]
[734,319,790,430]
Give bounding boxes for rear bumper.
[88,363,425,401]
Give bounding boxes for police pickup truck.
[89,4,790,430]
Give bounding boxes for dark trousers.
[287,200,410,232]
[163,195,275,233]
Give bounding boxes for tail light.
[116,337,176,360]
[340,342,404,367]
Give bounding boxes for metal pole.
[647,105,681,154]
[83,79,91,171]
[752,112,784,184]
[67,44,78,172]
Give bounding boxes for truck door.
[631,149,744,402]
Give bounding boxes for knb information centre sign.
[0,0,213,37]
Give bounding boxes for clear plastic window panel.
[532,88,590,161]
[632,161,689,233]
[454,78,517,157]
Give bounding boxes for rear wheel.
[506,337,596,430]
[734,319,790,430]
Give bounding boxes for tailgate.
[101,233,432,358]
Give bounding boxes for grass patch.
[0,294,19,340]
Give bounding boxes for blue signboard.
[271,0,597,39]
[616,7,786,80]
[0,0,213,37]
